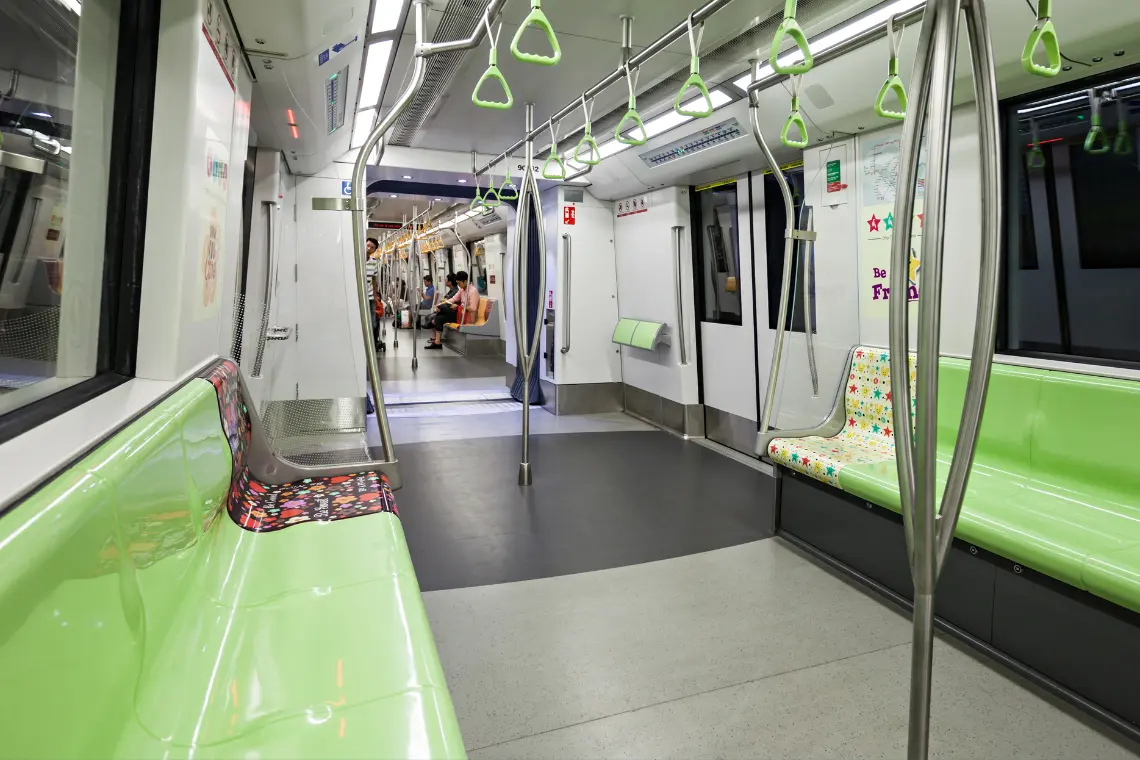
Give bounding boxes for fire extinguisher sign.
[563,206,576,225]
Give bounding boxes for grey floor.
[376,335,1140,759]
[425,540,1140,759]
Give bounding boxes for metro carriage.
[2,0,1140,757]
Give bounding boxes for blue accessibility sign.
[341,180,353,196]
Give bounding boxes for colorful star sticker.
[790,452,800,462]
[848,417,857,427]
[916,212,924,228]
[884,427,892,437]
[826,465,835,477]
[867,214,881,232]
[884,212,895,231]
[909,252,921,286]
[886,391,892,402]
[873,389,882,399]
[849,383,858,394]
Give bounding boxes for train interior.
[2,0,1140,757]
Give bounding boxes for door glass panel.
[695,184,742,326]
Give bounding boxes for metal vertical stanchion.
[513,102,547,486]
[886,0,1002,757]
[411,206,420,370]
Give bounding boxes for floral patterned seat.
[768,347,915,488]
[201,360,398,533]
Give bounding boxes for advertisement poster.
[858,127,927,320]
[191,1,236,322]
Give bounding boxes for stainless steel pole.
[561,233,571,355]
[672,226,688,365]
[411,206,419,371]
[800,205,819,397]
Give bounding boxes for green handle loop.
[875,75,908,120]
[1115,129,1134,156]
[615,109,647,146]
[472,59,514,110]
[469,184,484,212]
[500,178,519,200]
[1022,0,1061,78]
[483,183,502,207]
[674,73,715,118]
[511,1,561,67]
[542,152,566,180]
[769,0,813,75]
[1026,145,1046,169]
[1084,124,1110,154]
[574,135,601,165]
[781,97,808,149]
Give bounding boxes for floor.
[375,329,1140,759]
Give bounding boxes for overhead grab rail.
[475,0,737,178]
[574,94,601,165]
[542,119,567,179]
[875,14,909,121]
[511,102,549,486]
[1021,0,1061,77]
[751,59,818,441]
[472,17,513,110]
[769,0,814,75]
[616,64,648,146]
[674,13,715,118]
[781,74,809,149]
[887,0,1002,757]
[511,0,562,66]
[349,0,510,467]
[1084,89,1110,154]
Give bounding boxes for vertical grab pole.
[560,233,571,354]
[800,205,819,397]
[671,226,688,365]
[411,206,420,370]
[888,1,1002,757]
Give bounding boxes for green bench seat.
[769,346,1140,614]
[0,363,464,759]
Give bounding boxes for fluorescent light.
[390,194,398,198]
[458,179,467,183]
[598,139,632,159]
[733,0,925,91]
[372,0,404,33]
[352,110,374,148]
[358,40,393,108]
[30,111,52,119]
[1016,95,1087,115]
[402,174,412,179]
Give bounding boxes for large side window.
[1001,68,1140,366]
[0,0,157,441]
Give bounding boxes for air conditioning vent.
[637,118,745,169]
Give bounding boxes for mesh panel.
[0,307,59,391]
[227,293,392,469]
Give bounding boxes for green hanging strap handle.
[674,13,714,118]
[615,65,648,146]
[1026,118,1046,169]
[781,74,809,149]
[472,18,513,110]
[770,0,813,76]
[874,15,908,121]
[483,159,503,207]
[1084,89,1110,155]
[1022,0,1061,78]
[499,160,520,200]
[542,120,567,180]
[469,160,485,212]
[511,0,561,67]
[1114,96,1134,156]
[574,94,601,165]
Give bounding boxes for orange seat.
[445,297,494,330]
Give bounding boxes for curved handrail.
[674,13,714,118]
[615,64,648,146]
[875,14,908,120]
[1021,0,1061,77]
[472,18,513,110]
[769,0,813,75]
[511,0,561,66]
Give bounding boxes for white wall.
[137,0,253,380]
[613,186,699,406]
[480,232,507,336]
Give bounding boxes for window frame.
[0,0,161,445]
[997,63,1140,372]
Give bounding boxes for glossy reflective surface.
[0,379,464,759]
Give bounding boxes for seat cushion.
[768,431,896,488]
[229,469,398,532]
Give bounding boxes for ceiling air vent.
[638,118,745,169]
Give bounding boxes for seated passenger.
[443,273,458,301]
[426,270,479,349]
[420,274,436,309]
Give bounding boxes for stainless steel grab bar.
[251,199,277,378]
[560,233,571,355]
[671,226,688,366]
[348,0,509,468]
[800,205,819,397]
[887,1,1002,757]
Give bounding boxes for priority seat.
[444,296,497,334]
[0,360,464,759]
[768,346,1140,614]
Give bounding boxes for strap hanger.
[874,15,908,121]
[574,94,601,165]
[674,13,714,118]
[542,119,567,180]
[781,74,809,149]
[511,0,562,66]
[769,0,813,75]
[1022,0,1061,77]
[472,17,513,110]
[615,64,647,145]
[1084,89,1110,154]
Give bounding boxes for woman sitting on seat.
[426,271,479,350]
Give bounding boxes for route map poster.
[858,126,927,320]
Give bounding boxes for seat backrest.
[0,380,232,758]
[843,347,911,438]
[936,358,1040,471]
[481,298,495,324]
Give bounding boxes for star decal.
[884,212,895,231]
[849,383,858,394]
[885,391,892,402]
[884,427,892,437]
[867,214,881,232]
[916,212,924,229]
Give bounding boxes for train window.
[692,183,743,326]
[1002,70,1140,367]
[0,0,155,440]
